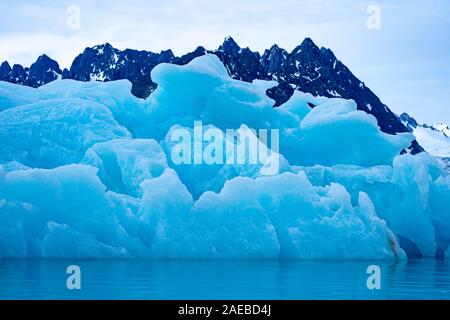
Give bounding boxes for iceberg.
[295,153,450,258]
[162,123,290,199]
[0,165,403,259]
[82,138,168,197]
[0,54,448,259]
[188,172,403,259]
[0,98,131,168]
[0,81,37,111]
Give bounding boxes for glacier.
[0,54,449,259]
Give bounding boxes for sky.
[0,0,449,124]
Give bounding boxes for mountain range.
[0,36,424,153]
[400,112,450,170]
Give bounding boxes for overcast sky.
[0,0,449,124]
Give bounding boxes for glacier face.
[0,55,449,259]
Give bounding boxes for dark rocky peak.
[320,47,337,64]
[62,68,70,79]
[291,37,321,58]
[30,54,62,74]
[218,36,241,56]
[158,49,175,62]
[9,64,28,84]
[282,39,323,78]
[300,37,319,50]
[240,46,260,58]
[69,43,124,81]
[32,54,61,71]
[84,43,122,64]
[92,43,118,55]
[400,112,418,131]
[213,42,264,82]
[122,48,158,61]
[27,54,62,87]
[0,61,12,80]
[261,44,288,75]
[263,44,288,58]
[173,46,208,65]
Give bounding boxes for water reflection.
[0,259,448,299]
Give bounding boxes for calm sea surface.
[0,259,449,300]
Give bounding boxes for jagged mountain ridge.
[400,112,450,171]
[400,112,450,137]
[0,36,422,153]
[0,54,62,87]
[400,112,450,138]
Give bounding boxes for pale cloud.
[0,0,368,65]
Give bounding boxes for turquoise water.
[0,259,449,300]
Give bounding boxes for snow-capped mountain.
[433,122,450,137]
[400,112,450,170]
[0,36,423,153]
[0,54,62,87]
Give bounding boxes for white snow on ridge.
[413,126,450,158]
[90,71,107,81]
[433,123,450,137]
[400,113,450,159]
[327,89,341,97]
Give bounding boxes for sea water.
[0,259,449,300]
